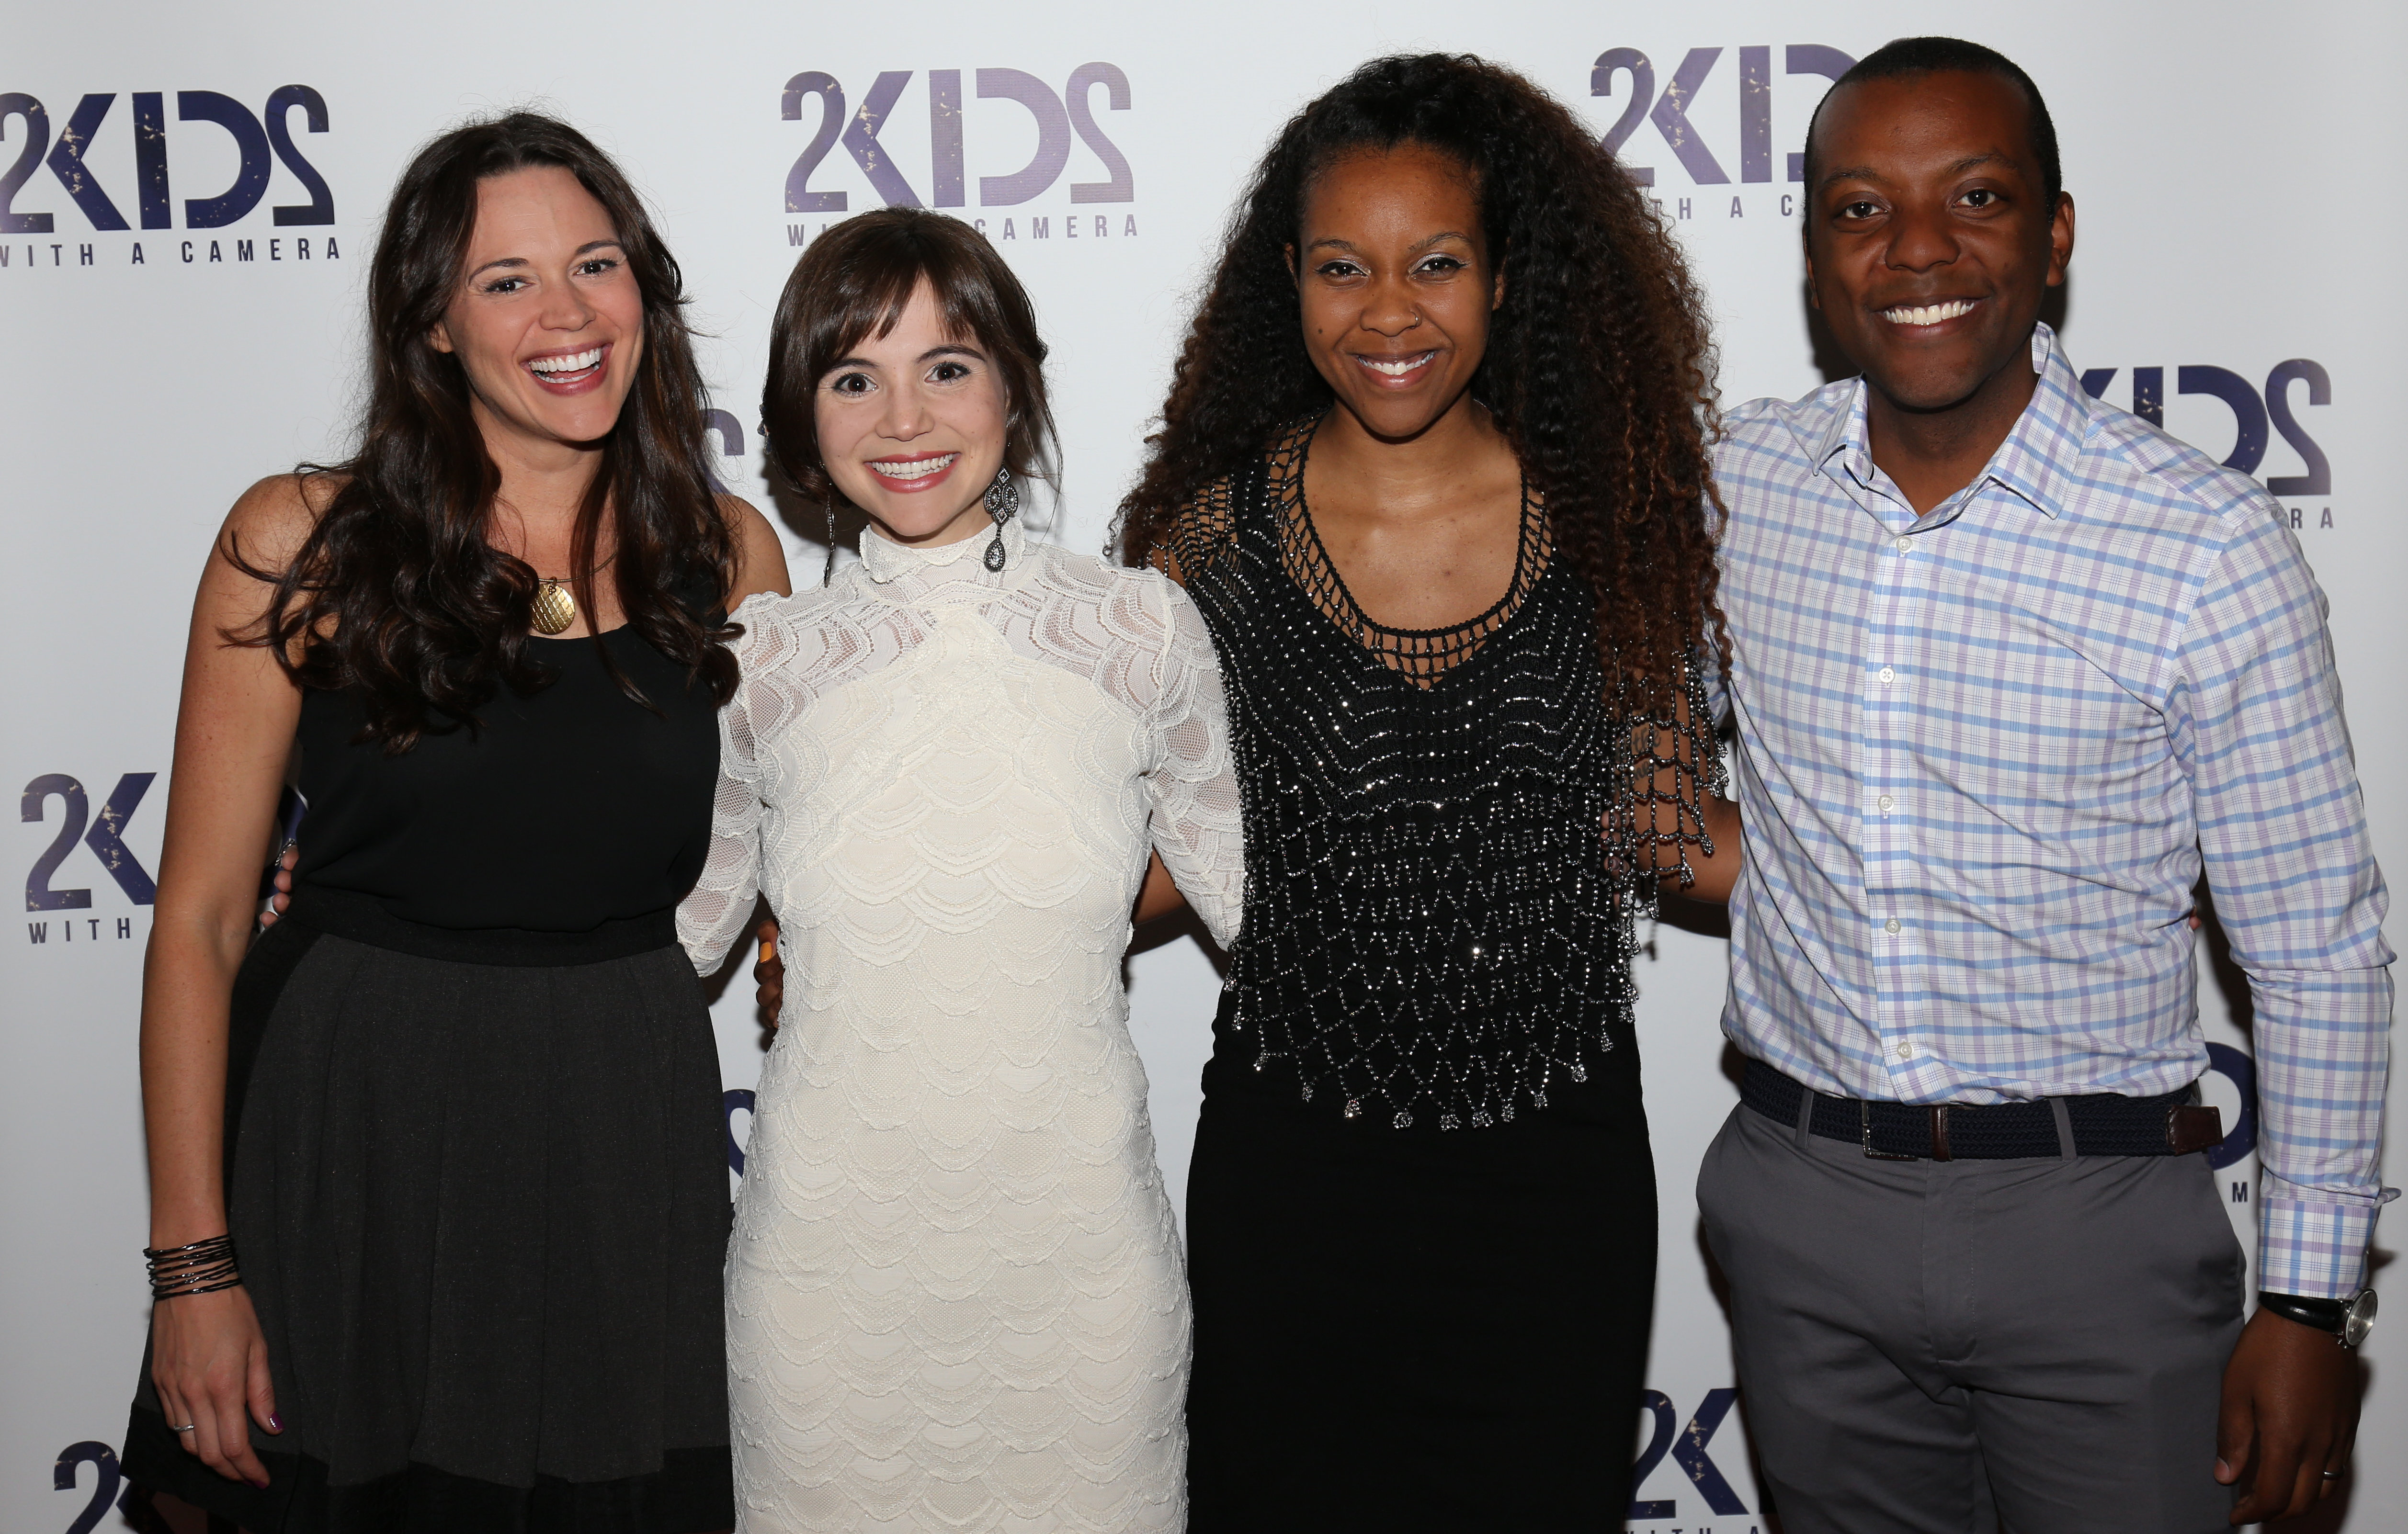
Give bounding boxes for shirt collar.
[858,514,1026,597]
[1815,322,2088,522]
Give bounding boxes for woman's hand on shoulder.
[721,496,793,605]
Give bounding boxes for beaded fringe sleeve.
[1157,420,1724,1131]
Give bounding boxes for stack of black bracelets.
[145,1234,240,1300]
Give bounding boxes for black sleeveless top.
[288,584,722,965]
[1168,422,1719,1130]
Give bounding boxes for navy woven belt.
[1740,1057,2223,1161]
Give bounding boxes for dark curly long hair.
[241,111,737,749]
[1117,53,1724,711]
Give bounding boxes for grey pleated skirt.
[126,913,735,1533]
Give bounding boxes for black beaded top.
[1161,420,1720,1130]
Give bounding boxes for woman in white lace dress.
[677,211,1242,1533]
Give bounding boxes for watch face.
[2344,1290,2377,1350]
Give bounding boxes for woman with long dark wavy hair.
[1117,55,1738,1525]
[122,111,788,1533]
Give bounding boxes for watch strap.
[2258,1290,2350,1333]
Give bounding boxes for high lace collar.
[857,515,1026,599]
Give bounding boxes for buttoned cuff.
[2256,1185,2395,1298]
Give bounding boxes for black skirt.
[1183,1063,1658,1531]
[125,916,734,1534]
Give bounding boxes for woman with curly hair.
[1117,54,1737,1525]
[124,112,787,1532]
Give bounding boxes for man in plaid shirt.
[1699,37,2392,1532]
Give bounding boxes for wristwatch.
[2258,1289,2378,1350]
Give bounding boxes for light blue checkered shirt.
[1710,324,2394,1297]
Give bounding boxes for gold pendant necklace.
[532,577,578,635]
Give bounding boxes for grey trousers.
[1696,1096,2246,1534]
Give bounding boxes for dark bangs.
[762,209,1057,538]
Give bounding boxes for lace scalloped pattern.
[678,541,1241,1531]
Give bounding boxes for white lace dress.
[678,516,1243,1534]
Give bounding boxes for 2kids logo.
[22,772,156,947]
[1592,43,1855,221]
[2079,359,2338,525]
[1629,1386,1763,1529]
[2202,1042,2259,1182]
[781,65,1137,248]
[0,86,338,270]
[726,1087,756,1174]
[54,1441,135,1534]
[704,409,750,493]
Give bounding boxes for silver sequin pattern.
[1158,420,1723,1131]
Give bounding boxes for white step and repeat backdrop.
[5,2,2399,1530]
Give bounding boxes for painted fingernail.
[269,1414,284,1432]
[250,1477,270,1489]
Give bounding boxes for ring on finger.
[169,1422,197,1433]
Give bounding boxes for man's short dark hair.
[1803,37,2062,205]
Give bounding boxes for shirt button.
[1885,918,1902,934]
[1897,1042,1913,1060]
[1878,666,1896,685]
[1895,536,1913,553]
[1877,794,1895,812]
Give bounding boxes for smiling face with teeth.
[1292,143,1501,446]
[431,165,645,458]
[814,280,1008,550]
[1805,69,2074,456]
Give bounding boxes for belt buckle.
[1861,1099,1917,1161]
[2166,1103,2225,1156]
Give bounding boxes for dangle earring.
[982,466,1019,573]
[823,503,839,587]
